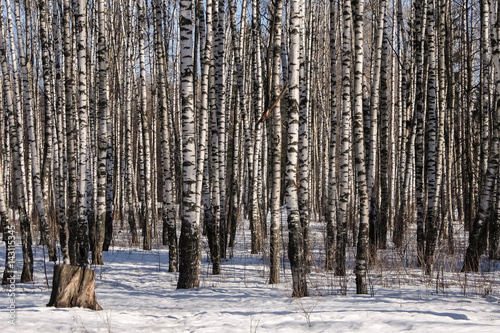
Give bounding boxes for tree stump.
[47,264,102,310]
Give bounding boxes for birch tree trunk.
[463,0,500,272]
[52,0,70,264]
[64,0,79,265]
[287,0,308,297]
[4,0,29,219]
[298,0,311,269]
[124,0,138,245]
[423,0,441,275]
[0,22,33,282]
[336,0,352,277]
[269,0,283,284]
[414,0,426,264]
[352,0,369,294]
[195,0,211,233]
[250,0,264,254]
[39,0,58,261]
[138,0,152,251]
[209,14,222,272]
[326,0,337,271]
[480,0,491,180]
[75,0,91,267]
[177,0,201,289]
[367,0,387,252]
[93,0,108,264]
[157,0,178,272]
[228,0,248,249]
[378,17,390,250]
[215,0,228,258]
[0,153,12,284]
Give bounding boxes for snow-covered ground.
[1,217,500,332]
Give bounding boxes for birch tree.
[326,0,337,271]
[138,0,152,251]
[367,0,387,252]
[0,19,33,282]
[336,0,352,277]
[287,0,308,297]
[157,0,178,272]
[75,0,91,267]
[0,152,11,284]
[463,0,500,272]
[352,0,369,294]
[250,0,264,254]
[414,0,426,263]
[177,0,201,289]
[94,0,109,264]
[269,0,283,285]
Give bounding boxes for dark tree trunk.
[47,264,102,311]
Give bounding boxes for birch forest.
[1,0,500,302]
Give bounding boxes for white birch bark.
[138,0,152,251]
[367,0,387,251]
[298,0,311,268]
[0,21,34,282]
[157,0,178,272]
[75,0,90,266]
[352,0,369,294]
[177,0,201,289]
[0,152,12,284]
[64,0,78,264]
[269,0,282,284]
[228,0,248,248]
[462,0,500,272]
[336,0,352,277]
[250,0,263,254]
[93,0,108,265]
[326,0,337,271]
[287,0,308,297]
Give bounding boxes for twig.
[257,86,289,124]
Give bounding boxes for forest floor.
[1,212,500,332]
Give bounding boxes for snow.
[1,218,500,332]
